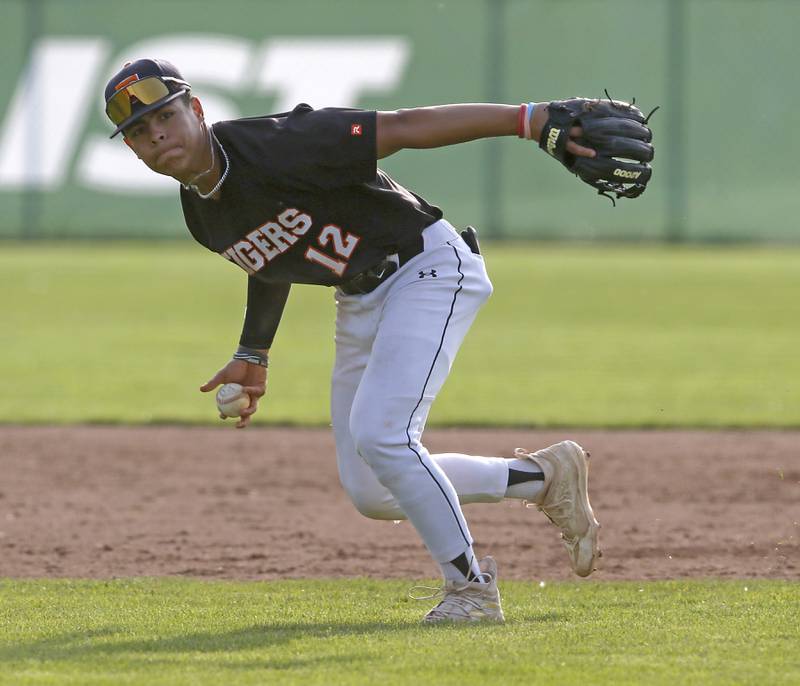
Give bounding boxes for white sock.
[504,457,545,501]
[440,547,484,584]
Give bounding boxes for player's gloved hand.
[200,359,267,429]
[531,95,657,204]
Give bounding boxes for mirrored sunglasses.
[105,75,189,126]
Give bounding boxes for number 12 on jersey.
[305,224,361,277]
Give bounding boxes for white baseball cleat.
[420,556,505,624]
[516,440,601,577]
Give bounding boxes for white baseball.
[215,383,250,417]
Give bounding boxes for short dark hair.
[180,91,192,106]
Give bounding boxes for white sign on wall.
[0,35,410,194]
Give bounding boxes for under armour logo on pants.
[418,269,437,279]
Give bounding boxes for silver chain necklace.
[183,127,230,200]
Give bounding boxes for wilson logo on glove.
[546,127,561,157]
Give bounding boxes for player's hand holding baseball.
[200,358,267,429]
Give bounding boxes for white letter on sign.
[252,38,410,111]
[0,38,109,189]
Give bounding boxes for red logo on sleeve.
[351,124,362,136]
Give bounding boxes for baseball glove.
[539,92,657,203]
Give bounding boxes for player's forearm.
[239,279,291,350]
[376,104,523,158]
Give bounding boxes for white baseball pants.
[331,219,511,564]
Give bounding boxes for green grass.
[1,242,798,427]
[0,578,797,685]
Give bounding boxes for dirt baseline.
[1,426,798,581]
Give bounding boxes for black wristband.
[233,345,269,368]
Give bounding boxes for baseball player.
[104,58,653,623]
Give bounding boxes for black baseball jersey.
[180,104,442,348]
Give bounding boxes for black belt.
[338,233,425,296]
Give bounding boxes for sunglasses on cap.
[105,74,190,131]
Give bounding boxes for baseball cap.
[104,58,191,138]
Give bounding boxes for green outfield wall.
[0,0,797,242]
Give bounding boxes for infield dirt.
[1,427,797,581]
